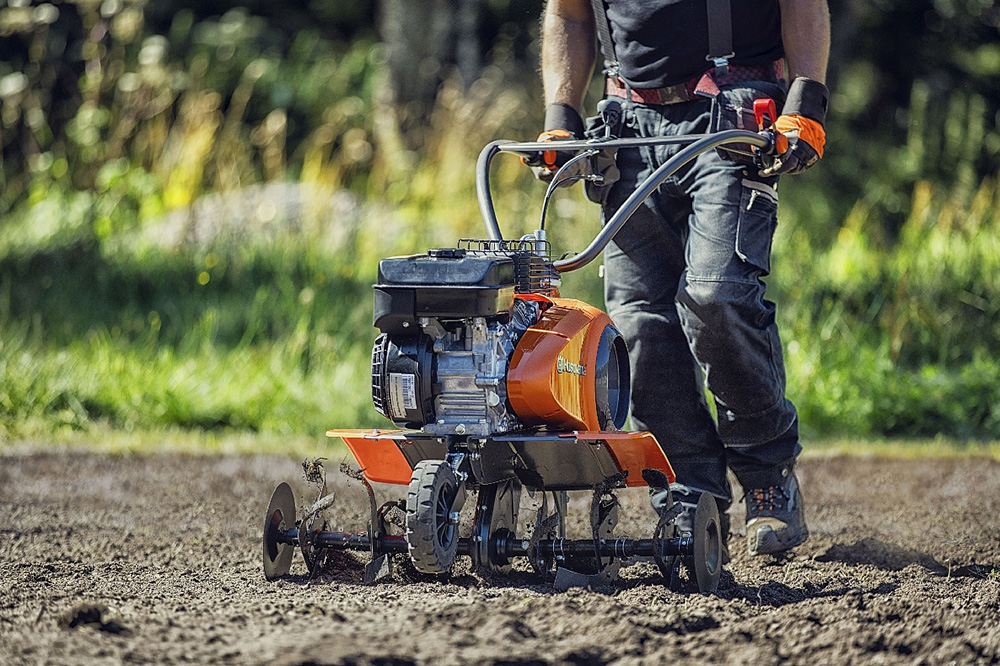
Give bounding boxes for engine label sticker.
[389,373,418,418]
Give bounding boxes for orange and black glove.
[760,77,829,177]
[524,103,586,182]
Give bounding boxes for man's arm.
[541,0,597,113]
[778,0,830,82]
[758,0,830,176]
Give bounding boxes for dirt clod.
[58,603,131,636]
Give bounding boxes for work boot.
[672,493,731,566]
[744,467,808,556]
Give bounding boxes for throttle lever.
[752,98,788,156]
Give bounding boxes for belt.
[605,60,786,105]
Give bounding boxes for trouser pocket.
[735,178,779,275]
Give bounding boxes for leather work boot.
[744,467,809,556]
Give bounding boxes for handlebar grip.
[757,129,788,156]
[519,151,547,167]
[520,130,576,169]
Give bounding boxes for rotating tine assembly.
[262,124,778,594]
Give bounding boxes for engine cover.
[507,299,630,432]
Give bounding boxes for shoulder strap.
[705,0,734,76]
[589,0,620,78]
[593,0,734,81]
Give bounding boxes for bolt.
[449,511,461,525]
[455,424,467,435]
[521,540,530,550]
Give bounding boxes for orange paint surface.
[507,299,614,431]
[574,431,676,486]
[325,429,413,485]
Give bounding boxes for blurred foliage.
[0,0,998,440]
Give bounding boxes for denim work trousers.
[599,81,801,508]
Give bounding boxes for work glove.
[524,103,586,182]
[760,77,829,177]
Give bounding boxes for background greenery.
[0,0,998,442]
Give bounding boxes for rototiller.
[262,99,786,593]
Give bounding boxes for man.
[534,0,830,557]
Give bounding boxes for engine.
[370,242,629,437]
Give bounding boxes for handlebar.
[475,129,777,272]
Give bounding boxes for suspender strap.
[589,0,620,77]
[594,0,735,82]
[705,0,734,76]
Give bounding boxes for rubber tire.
[405,460,460,575]
[692,491,723,594]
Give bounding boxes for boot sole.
[747,523,809,557]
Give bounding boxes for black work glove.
[760,77,829,177]
[524,103,586,182]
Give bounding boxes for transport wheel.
[262,482,295,581]
[406,460,461,575]
[691,491,722,594]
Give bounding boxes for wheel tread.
[405,460,460,575]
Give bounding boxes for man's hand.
[760,77,829,177]
[525,103,586,181]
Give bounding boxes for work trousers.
[598,80,801,509]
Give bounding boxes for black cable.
[539,150,597,232]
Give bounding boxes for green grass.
[3,173,1000,441]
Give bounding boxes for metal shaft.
[278,527,694,559]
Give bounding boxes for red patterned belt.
[605,60,787,105]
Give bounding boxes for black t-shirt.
[604,0,784,87]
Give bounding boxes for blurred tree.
[0,1,89,207]
[818,0,1000,233]
[377,0,483,150]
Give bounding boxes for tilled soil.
[1,449,999,665]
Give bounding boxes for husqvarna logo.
[557,355,586,376]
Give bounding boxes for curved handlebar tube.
[475,130,774,272]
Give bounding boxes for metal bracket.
[708,54,734,77]
[446,452,468,481]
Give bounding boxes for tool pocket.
[735,179,779,275]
